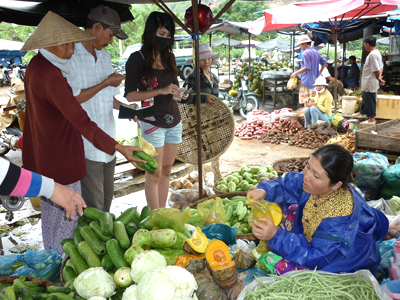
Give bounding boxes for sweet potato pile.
[260,130,291,144]
[288,129,331,149]
[234,119,269,140]
[275,158,308,173]
[325,132,356,153]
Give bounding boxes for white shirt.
[361,49,383,93]
[67,43,119,163]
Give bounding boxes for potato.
[170,180,182,190]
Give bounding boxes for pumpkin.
[205,239,238,289]
[232,250,256,270]
[227,271,246,300]
[185,227,209,254]
[175,254,206,273]
[194,273,228,300]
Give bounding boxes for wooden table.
[262,78,294,107]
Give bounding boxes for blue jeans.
[304,106,329,127]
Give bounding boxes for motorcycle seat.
[219,85,231,92]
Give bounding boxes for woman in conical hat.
[21,12,144,254]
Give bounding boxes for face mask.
[156,36,171,52]
[317,87,326,94]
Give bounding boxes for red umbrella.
[250,0,398,33]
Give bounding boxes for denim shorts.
[141,121,182,148]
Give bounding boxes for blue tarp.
[0,50,26,66]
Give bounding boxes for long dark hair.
[141,12,178,84]
[311,144,354,186]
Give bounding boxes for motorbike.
[0,63,12,87]
[13,63,27,82]
[0,78,25,155]
[219,73,259,119]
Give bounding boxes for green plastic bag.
[148,207,192,232]
[259,252,283,274]
[197,198,226,225]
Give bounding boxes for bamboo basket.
[177,97,235,164]
[272,157,309,175]
[60,257,70,286]
[0,276,56,287]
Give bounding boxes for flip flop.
[352,113,365,117]
[361,120,376,125]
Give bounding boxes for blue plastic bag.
[0,249,61,282]
[380,164,400,200]
[201,224,237,245]
[353,152,389,199]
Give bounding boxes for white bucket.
[342,99,357,115]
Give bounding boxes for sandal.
[352,112,365,117]
[361,120,376,125]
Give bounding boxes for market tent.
[255,38,291,50]
[378,37,390,45]
[0,0,134,26]
[210,37,241,47]
[0,39,27,64]
[233,39,261,48]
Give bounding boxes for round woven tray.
[272,157,309,175]
[0,276,56,287]
[177,97,235,164]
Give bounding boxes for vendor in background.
[304,76,332,127]
[248,144,389,276]
[342,55,360,89]
[290,35,327,107]
[181,43,221,183]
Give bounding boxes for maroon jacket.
[22,53,117,185]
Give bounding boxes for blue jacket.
[258,172,389,275]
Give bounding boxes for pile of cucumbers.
[0,276,79,300]
[61,206,151,284]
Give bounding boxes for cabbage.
[389,196,400,213]
[74,267,115,299]
[163,266,197,297]
[122,284,138,300]
[137,269,176,300]
[130,250,167,283]
[88,297,107,300]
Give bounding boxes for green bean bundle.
[244,270,380,300]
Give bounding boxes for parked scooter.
[0,78,25,155]
[0,63,12,87]
[13,63,27,82]
[219,73,259,119]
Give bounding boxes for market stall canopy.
[255,38,291,50]
[233,39,261,48]
[249,0,398,34]
[210,37,241,47]
[0,0,134,26]
[176,19,250,35]
[377,37,390,45]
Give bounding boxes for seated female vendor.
[248,144,389,276]
[304,76,332,128]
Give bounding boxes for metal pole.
[248,33,251,77]
[333,17,338,111]
[228,34,231,81]
[341,36,346,83]
[191,0,203,198]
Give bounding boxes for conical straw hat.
[21,11,94,52]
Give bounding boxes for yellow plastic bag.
[287,77,298,90]
[148,207,192,232]
[140,137,158,157]
[197,198,226,225]
[246,197,283,227]
[331,113,344,129]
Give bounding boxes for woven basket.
[60,257,70,286]
[272,157,309,175]
[0,276,56,287]
[177,97,235,164]
[29,197,41,211]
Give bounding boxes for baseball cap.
[88,5,128,40]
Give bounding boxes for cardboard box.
[376,95,400,119]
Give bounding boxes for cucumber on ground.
[77,241,101,267]
[89,221,111,242]
[62,265,77,282]
[83,207,103,221]
[150,229,177,248]
[125,222,138,238]
[48,292,74,299]
[101,252,115,271]
[73,228,85,248]
[113,221,130,250]
[77,215,89,229]
[116,207,139,225]
[62,242,89,274]
[139,206,151,223]
[80,226,106,256]
[133,150,159,169]
[99,212,114,236]
[106,239,129,269]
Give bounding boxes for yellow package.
[140,137,158,157]
[246,196,283,227]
